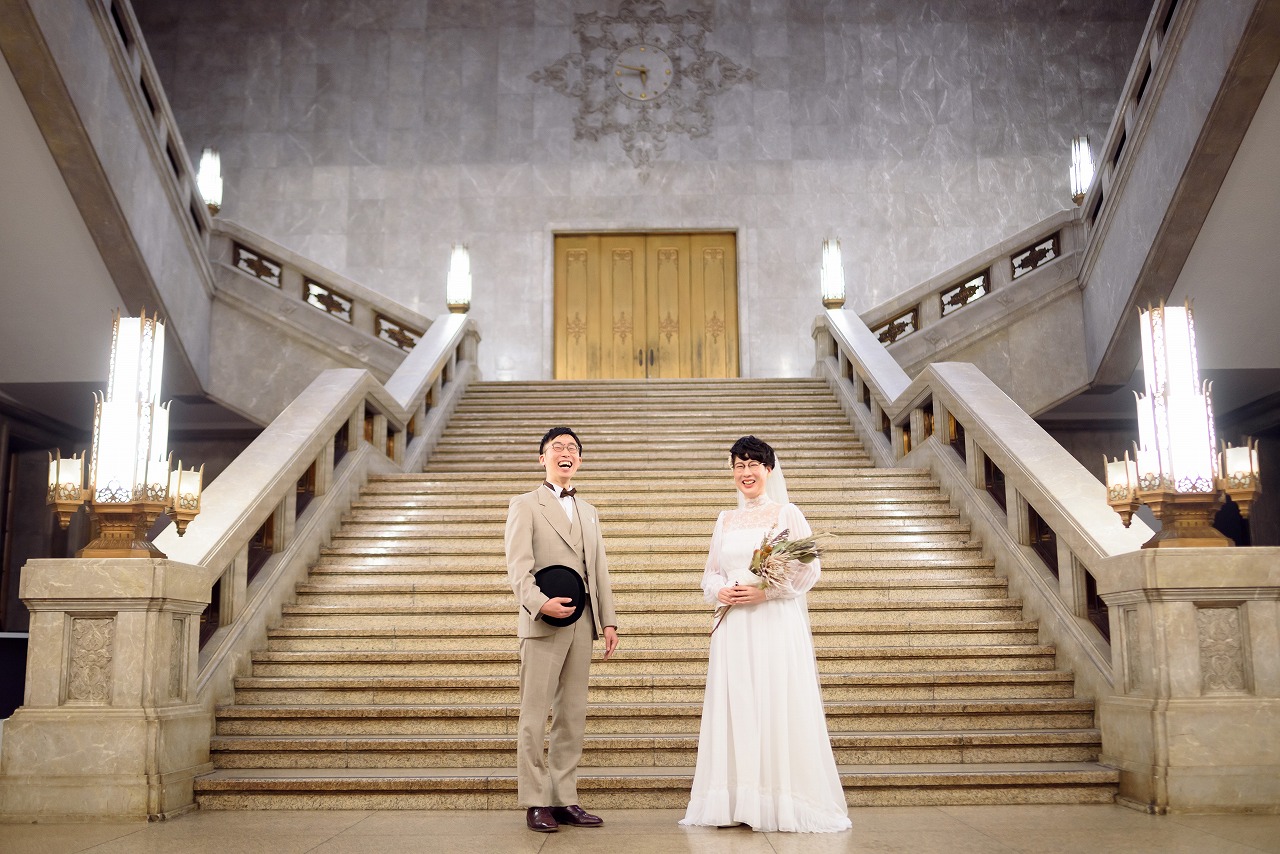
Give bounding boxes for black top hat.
[534,565,587,627]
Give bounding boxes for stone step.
[193,763,1118,809]
[253,645,1061,675]
[341,506,962,524]
[229,671,1076,706]
[330,519,973,539]
[213,698,1097,737]
[277,601,1027,631]
[314,542,987,564]
[294,577,1010,604]
[210,728,1101,769]
[305,559,1000,583]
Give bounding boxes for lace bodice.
[699,497,821,605]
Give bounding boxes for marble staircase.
[194,379,1118,809]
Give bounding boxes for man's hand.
[539,596,575,619]
[602,626,619,660]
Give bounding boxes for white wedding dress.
[679,496,851,833]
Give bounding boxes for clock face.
[612,44,673,101]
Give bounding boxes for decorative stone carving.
[1196,606,1249,694]
[169,616,186,701]
[1123,607,1144,692]
[67,617,114,704]
[530,0,756,172]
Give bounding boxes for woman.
[680,436,851,833]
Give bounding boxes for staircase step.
[193,763,1117,809]
[253,645,1061,674]
[210,728,1101,769]
[213,698,1097,736]
[229,670,1076,705]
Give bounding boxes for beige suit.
[505,485,617,807]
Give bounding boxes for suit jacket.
[505,486,618,640]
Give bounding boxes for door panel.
[554,232,737,379]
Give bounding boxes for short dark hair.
[540,426,583,455]
[729,435,775,469]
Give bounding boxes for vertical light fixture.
[820,238,845,309]
[197,148,222,215]
[447,244,472,313]
[1070,135,1094,206]
[1105,301,1261,546]
[47,310,203,557]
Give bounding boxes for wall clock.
[613,44,673,101]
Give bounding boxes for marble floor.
[4,806,1280,854]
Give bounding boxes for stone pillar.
[0,558,213,820]
[1097,547,1280,813]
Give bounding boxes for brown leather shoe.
[526,806,559,832]
[551,804,604,827]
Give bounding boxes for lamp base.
[1141,491,1231,549]
[77,501,169,559]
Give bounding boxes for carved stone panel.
[1196,606,1249,695]
[66,617,114,705]
[169,616,187,702]
[1123,607,1145,693]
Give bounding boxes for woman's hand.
[717,583,766,605]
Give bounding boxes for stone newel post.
[0,558,213,820]
[1097,547,1280,813]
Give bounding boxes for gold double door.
[554,233,739,379]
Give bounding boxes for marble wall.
[134,0,1148,380]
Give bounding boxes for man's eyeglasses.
[548,442,580,455]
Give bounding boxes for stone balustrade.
[0,314,480,820]
[210,219,435,358]
[813,308,1280,813]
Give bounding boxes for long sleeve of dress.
[699,511,730,607]
[763,503,822,600]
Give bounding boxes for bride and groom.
[505,428,850,834]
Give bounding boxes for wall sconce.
[1070,135,1093,206]
[447,244,471,313]
[197,148,222,216]
[1105,301,1261,547]
[820,238,845,309]
[46,310,203,558]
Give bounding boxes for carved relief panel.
[65,616,114,705]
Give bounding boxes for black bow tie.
[544,481,576,498]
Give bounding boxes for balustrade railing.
[861,210,1081,350]
[814,309,1151,697]
[153,313,479,695]
[96,0,213,252]
[211,219,432,355]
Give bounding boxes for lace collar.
[741,494,773,509]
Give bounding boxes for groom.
[505,426,619,833]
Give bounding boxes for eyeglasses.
[732,460,766,473]
[548,442,580,455]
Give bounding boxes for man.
[505,426,619,833]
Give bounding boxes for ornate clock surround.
[530,0,757,172]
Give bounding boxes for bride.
[679,436,851,833]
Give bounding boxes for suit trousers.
[516,603,595,807]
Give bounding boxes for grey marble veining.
[134,0,1149,380]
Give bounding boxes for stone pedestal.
[1098,548,1280,814]
[0,559,213,821]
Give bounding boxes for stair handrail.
[859,209,1081,349]
[814,309,1152,696]
[210,219,434,356]
[154,312,479,699]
